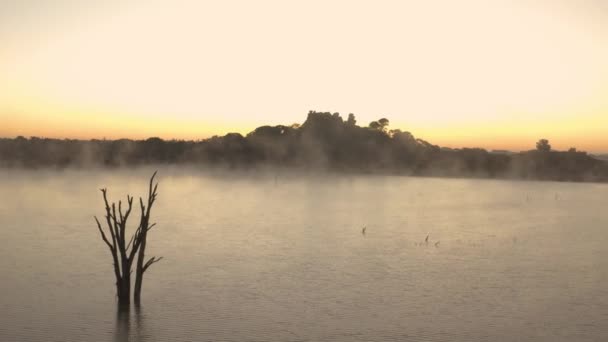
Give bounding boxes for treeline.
[1,111,607,182]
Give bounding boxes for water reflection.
[134,305,145,341]
[115,305,146,342]
[114,306,130,342]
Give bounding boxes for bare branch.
[139,197,146,217]
[126,232,136,253]
[101,189,118,250]
[147,223,157,232]
[128,227,143,262]
[111,203,120,245]
[94,216,113,250]
[142,256,163,273]
[148,171,158,198]
[123,196,134,225]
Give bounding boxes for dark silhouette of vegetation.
[94,172,162,307]
[347,113,356,126]
[134,174,162,305]
[1,111,607,182]
[369,118,390,132]
[536,139,551,152]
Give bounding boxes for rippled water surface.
[1,168,608,342]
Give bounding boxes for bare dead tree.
[134,173,162,305]
[94,171,162,307]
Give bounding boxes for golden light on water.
[1,0,607,151]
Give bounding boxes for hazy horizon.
[1,119,608,155]
[2,0,608,152]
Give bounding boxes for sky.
[1,0,607,152]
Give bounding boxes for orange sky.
[1,0,607,152]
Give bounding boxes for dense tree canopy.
[536,139,551,152]
[0,111,606,182]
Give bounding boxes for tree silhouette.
[134,173,162,305]
[347,113,356,126]
[94,172,162,307]
[1,112,607,182]
[536,139,551,152]
[369,118,390,132]
[378,118,389,129]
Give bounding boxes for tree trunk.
[119,275,130,306]
[133,235,146,305]
[133,172,161,305]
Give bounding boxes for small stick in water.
[362,226,366,235]
[425,234,429,245]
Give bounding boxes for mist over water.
[1,168,608,342]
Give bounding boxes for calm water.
[1,168,608,342]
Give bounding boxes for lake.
[1,168,607,342]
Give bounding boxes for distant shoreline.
[1,111,607,183]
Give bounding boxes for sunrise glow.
[1,0,607,151]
